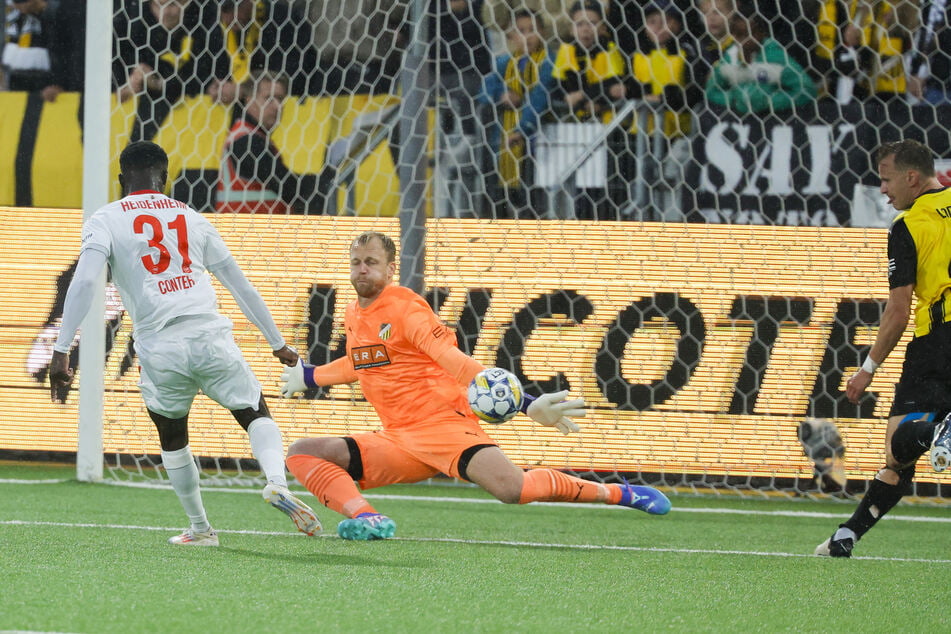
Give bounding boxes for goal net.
[5,0,951,502]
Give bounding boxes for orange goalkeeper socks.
[518,468,617,504]
[286,454,377,519]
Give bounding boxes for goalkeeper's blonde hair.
[351,231,396,263]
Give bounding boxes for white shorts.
[134,314,262,418]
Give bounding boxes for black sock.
[842,478,904,538]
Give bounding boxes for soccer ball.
[468,367,524,424]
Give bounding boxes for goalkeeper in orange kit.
[280,231,671,540]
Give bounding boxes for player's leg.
[147,409,217,546]
[286,437,380,519]
[229,396,322,535]
[816,412,939,557]
[195,321,320,534]
[817,332,950,557]
[230,396,288,487]
[287,432,437,540]
[929,411,951,471]
[137,336,217,546]
[194,324,288,486]
[464,446,670,515]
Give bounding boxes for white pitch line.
[2,518,949,564]
[0,478,70,484]
[404,536,951,564]
[3,478,951,524]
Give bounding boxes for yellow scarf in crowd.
[159,34,193,71]
[499,48,547,187]
[222,2,263,83]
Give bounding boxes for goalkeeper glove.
[525,390,586,434]
[280,360,316,397]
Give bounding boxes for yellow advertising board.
[2,208,946,485]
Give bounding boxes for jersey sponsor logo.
[431,324,448,339]
[351,344,391,369]
[378,323,392,340]
[157,275,196,295]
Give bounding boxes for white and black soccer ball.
[468,367,524,424]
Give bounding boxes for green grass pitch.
[2,462,949,633]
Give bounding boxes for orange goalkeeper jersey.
[344,284,472,428]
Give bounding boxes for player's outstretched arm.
[433,346,485,386]
[212,258,287,354]
[845,284,912,404]
[524,390,587,435]
[280,357,357,397]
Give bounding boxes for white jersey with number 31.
[80,190,233,340]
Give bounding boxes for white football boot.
[168,528,219,546]
[263,483,322,535]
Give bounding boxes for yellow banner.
[2,209,946,485]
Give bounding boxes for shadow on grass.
[218,545,431,568]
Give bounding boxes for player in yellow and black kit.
[552,1,625,220]
[621,3,704,221]
[816,139,951,558]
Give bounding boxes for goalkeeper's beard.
[352,277,387,301]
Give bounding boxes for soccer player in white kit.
[48,141,320,545]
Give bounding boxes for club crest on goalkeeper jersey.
[344,285,469,428]
[80,190,234,340]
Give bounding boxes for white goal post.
[76,0,114,483]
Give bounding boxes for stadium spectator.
[861,0,917,104]
[312,2,408,95]
[279,230,671,541]
[48,141,320,546]
[811,1,876,104]
[744,0,816,78]
[554,2,625,121]
[431,0,493,137]
[44,0,86,102]
[705,1,817,115]
[816,139,951,558]
[621,1,704,220]
[695,0,735,84]
[215,70,327,214]
[607,0,647,56]
[478,8,556,219]
[552,0,626,220]
[113,0,210,142]
[430,0,494,218]
[608,0,700,57]
[202,0,318,104]
[2,0,55,93]
[907,1,950,104]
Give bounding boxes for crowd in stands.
[2,0,950,223]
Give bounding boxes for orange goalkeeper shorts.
[350,413,498,489]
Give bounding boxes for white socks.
[161,446,210,532]
[248,417,288,487]
[160,419,286,532]
[833,526,857,543]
